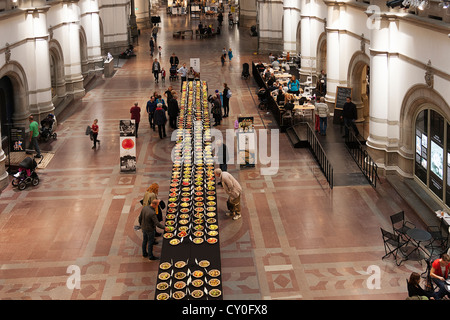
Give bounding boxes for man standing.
[315,97,329,136]
[152,58,161,83]
[130,102,141,138]
[146,96,157,131]
[222,83,231,118]
[177,63,188,91]
[167,91,179,129]
[139,199,164,260]
[169,53,179,68]
[341,96,360,138]
[28,115,41,158]
[154,103,167,139]
[214,168,242,220]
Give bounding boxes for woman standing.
[222,83,230,118]
[154,103,167,139]
[142,183,162,236]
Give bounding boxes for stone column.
[79,0,104,76]
[283,0,301,54]
[257,0,284,54]
[239,0,257,28]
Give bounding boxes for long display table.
[154,80,223,300]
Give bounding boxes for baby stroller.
[241,63,250,79]
[11,156,41,190]
[39,113,57,142]
[169,66,178,81]
[257,87,268,110]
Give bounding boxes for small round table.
[406,228,432,260]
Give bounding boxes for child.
[228,48,233,62]
[158,46,162,58]
[221,54,225,66]
[161,68,166,83]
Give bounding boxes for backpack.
[226,89,232,99]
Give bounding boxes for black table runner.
[154,80,223,300]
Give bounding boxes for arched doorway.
[399,85,450,208]
[316,33,327,96]
[0,76,15,148]
[79,27,89,78]
[348,52,370,137]
[49,40,66,104]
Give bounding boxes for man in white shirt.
[177,63,188,91]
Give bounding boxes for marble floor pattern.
[0,9,429,300]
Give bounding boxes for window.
[415,109,449,203]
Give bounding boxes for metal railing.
[344,125,380,188]
[305,122,334,189]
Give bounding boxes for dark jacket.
[170,55,179,67]
[211,98,222,117]
[168,98,179,117]
[139,206,164,232]
[154,107,167,125]
[146,100,157,113]
[342,101,357,120]
[130,106,141,123]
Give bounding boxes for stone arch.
[48,39,66,102]
[296,20,301,54]
[0,61,30,125]
[347,51,370,122]
[79,26,89,77]
[316,32,327,75]
[399,84,450,161]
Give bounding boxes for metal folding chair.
[390,211,416,240]
[381,227,409,266]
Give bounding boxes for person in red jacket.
[430,253,450,299]
[130,102,141,138]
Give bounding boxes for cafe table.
[293,103,315,121]
[405,228,432,260]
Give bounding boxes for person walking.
[28,115,42,158]
[152,58,161,83]
[167,90,179,129]
[222,83,231,118]
[151,24,159,42]
[228,48,233,62]
[341,96,360,138]
[315,97,329,136]
[154,103,167,139]
[139,199,164,260]
[130,102,141,138]
[149,37,155,56]
[221,53,225,67]
[146,96,157,131]
[214,168,242,220]
[91,119,100,149]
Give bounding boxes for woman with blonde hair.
[142,183,163,236]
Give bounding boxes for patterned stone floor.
[0,8,430,301]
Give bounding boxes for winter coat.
[154,107,166,125]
